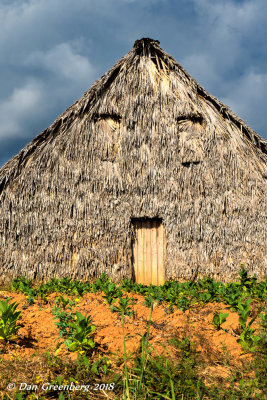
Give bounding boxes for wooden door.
[132,218,166,285]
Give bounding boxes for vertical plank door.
[132,218,166,285]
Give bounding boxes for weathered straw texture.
[0,38,266,284]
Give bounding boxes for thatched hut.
[0,38,266,285]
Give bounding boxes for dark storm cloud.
[0,0,266,167]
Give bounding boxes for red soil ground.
[0,290,253,372]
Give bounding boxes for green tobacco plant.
[144,294,154,308]
[56,277,74,294]
[254,311,267,355]
[197,291,212,304]
[11,276,36,305]
[65,312,96,354]
[121,278,135,292]
[259,311,267,330]
[251,276,267,301]
[148,286,165,305]
[238,265,257,290]
[43,277,88,296]
[36,277,91,297]
[111,296,136,316]
[11,276,33,293]
[222,290,241,310]
[52,306,75,338]
[92,273,110,293]
[102,282,122,305]
[0,299,21,343]
[237,325,261,352]
[176,295,191,311]
[25,289,35,305]
[55,295,74,310]
[237,299,254,330]
[196,277,221,303]
[37,284,49,303]
[91,355,112,376]
[237,299,260,351]
[212,311,229,330]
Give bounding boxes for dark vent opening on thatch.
[131,217,166,286]
[177,114,204,125]
[93,113,121,123]
[181,161,200,167]
[131,216,162,224]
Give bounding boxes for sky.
[0,0,266,167]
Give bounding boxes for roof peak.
[133,38,160,54]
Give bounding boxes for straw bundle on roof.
[0,38,266,284]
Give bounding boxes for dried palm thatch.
[0,38,266,284]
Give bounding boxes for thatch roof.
[0,38,266,283]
